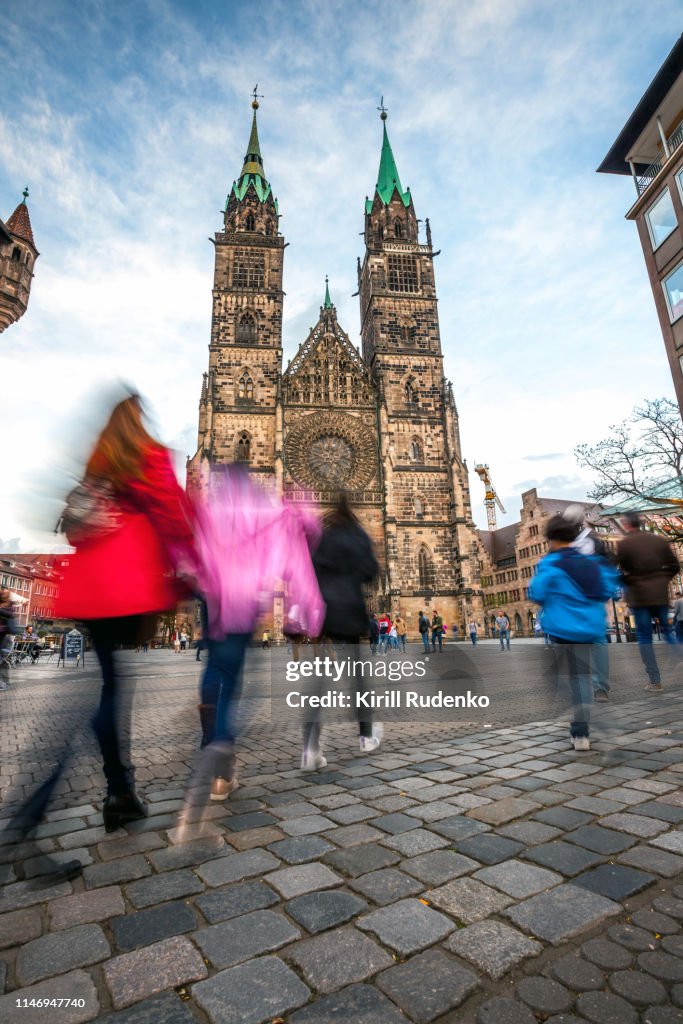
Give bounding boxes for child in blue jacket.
[529,515,618,750]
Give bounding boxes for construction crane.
[474,464,506,531]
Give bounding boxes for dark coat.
[617,531,680,607]
[313,520,378,640]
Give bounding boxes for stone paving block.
[430,814,491,841]
[379,827,449,856]
[655,895,683,920]
[100,991,196,1023]
[324,803,377,825]
[497,821,562,845]
[281,814,338,836]
[147,835,226,872]
[376,948,479,1023]
[609,921,661,949]
[193,955,310,1024]
[195,908,301,968]
[609,968,667,1005]
[289,982,406,1024]
[0,907,41,949]
[0,969,99,1024]
[323,823,383,847]
[573,863,655,900]
[637,801,683,823]
[357,897,454,954]
[428,877,513,923]
[267,835,335,864]
[581,937,634,969]
[523,840,605,876]
[566,795,625,815]
[533,806,593,830]
[196,847,280,886]
[516,976,573,1014]
[16,922,111,985]
[474,859,562,899]
[503,883,620,944]
[400,849,480,885]
[404,800,465,823]
[195,880,279,923]
[0,878,73,913]
[48,885,125,930]
[350,867,423,905]
[111,900,197,951]
[446,919,542,979]
[565,824,637,854]
[457,833,525,864]
[619,844,683,877]
[599,813,670,837]
[83,854,151,889]
[224,826,285,851]
[104,935,208,1010]
[285,890,368,933]
[286,926,393,992]
[651,830,683,854]
[323,842,400,877]
[223,811,277,831]
[125,868,203,909]
[96,832,166,861]
[24,847,94,878]
[265,862,342,899]
[467,796,540,825]
[271,801,330,819]
[550,953,606,990]
[59,826,110,849]
[476,996,536,1024]
[575,989,639,1024]
[373,812,418,833]
[638,950,683,982]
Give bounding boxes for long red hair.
[86,395,160,489]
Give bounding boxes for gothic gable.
[283,308,375,408]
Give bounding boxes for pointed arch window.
[236,431,251,462]
[244,212,256,231]
[410,438,423,462]
[238,371,254,400]
[377,225,384,241]
[11,246,21,262]
[236,313,257,343]
[394,219,403,238]
[418,546,434,589]
[414,497,425,518]
[405,380,418,406]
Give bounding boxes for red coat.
[58,446,195,621]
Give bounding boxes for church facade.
[187,101,483,634]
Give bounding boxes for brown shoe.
[210,776,238,801]
[593,690,609,702]
[644,683,664,692]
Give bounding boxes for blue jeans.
[431,630,442,652]
[592,635,609,694]
[379,634,388,653]
[550,639,592,737]
[632,606,676,685]
[499,629,510,650]
[470,632,477,646]
[421,632,430,652]
[370,638,378,655]
[398,635,406,652]
[200,633,251,745]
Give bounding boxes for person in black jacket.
[302,494,380,769]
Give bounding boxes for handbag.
[56,476,123,545]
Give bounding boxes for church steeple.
[323,275,332,309]
[1,186,39,333]
[366,108,411,214]
[224,95,279,235]
[364,104,417,246]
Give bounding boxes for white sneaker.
[572,736,590,751]
[372,722,384,744]
[301,748,327,771]
[359,735,381,753]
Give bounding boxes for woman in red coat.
[9,395,195,881]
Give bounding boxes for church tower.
[359,108,480,627]
[188,98,284,489]
[0,188,39,333]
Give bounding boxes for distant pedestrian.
[389,622,398,649]
[262,630,270,649]
[468,620,478,646]
[180,630,188,651]
[495,612,511,651]
[418,610,430,653]
[431,610,443,652]
[394,615,407,652]
[378,613,390,654]
[673,591,683,642]
[369,614,380,655]
[617,512,680,692]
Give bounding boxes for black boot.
[198,703,217,748]
[102,792,148,833]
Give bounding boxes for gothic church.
[187,100,482,632]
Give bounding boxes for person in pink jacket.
[187,464,324,804]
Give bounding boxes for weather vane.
[377,96,388,120]
[252,84,264,109]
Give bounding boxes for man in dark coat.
[617,512,680,691]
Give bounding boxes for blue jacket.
[528,548,619,642]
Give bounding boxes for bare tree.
[575,398,683,506]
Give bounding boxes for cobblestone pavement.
[1,646,683,1022]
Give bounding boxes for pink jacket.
[193,471,325,639]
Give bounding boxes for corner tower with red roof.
[0,187,39,332]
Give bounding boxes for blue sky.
[0,0,680,548]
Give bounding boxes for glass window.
[646,188,677,249]
[664,262,683,322]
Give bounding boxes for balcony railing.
[635,120,683,196]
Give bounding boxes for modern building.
[0,188,38,333]
[0,554,68,628]
[187,101,483,633]
[598,34,683,412]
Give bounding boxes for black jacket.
[313,521,378,639]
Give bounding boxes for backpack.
[418,615,428,634]
[56,477,122,546]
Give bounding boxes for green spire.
[324,275,332,309]
[229,99,276,208]
[240,109,264,178]
[366,109,411,214]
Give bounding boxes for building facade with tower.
[0,188,38,333]
[187,100,483,634]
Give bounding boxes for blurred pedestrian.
[378,612,390,654]
[262,630,270,649]
[617,512,680,692]
[418,609,430,652]
[6,393,196,882]
[673,591,683,642]
[369,613,380,655]
[529,514,618,751]
[431,610,443,652]
[468,619,478,646]
[0,587,17,690]
[495,612,511,650]
[389,620,398,650]
[395,614,407,652]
